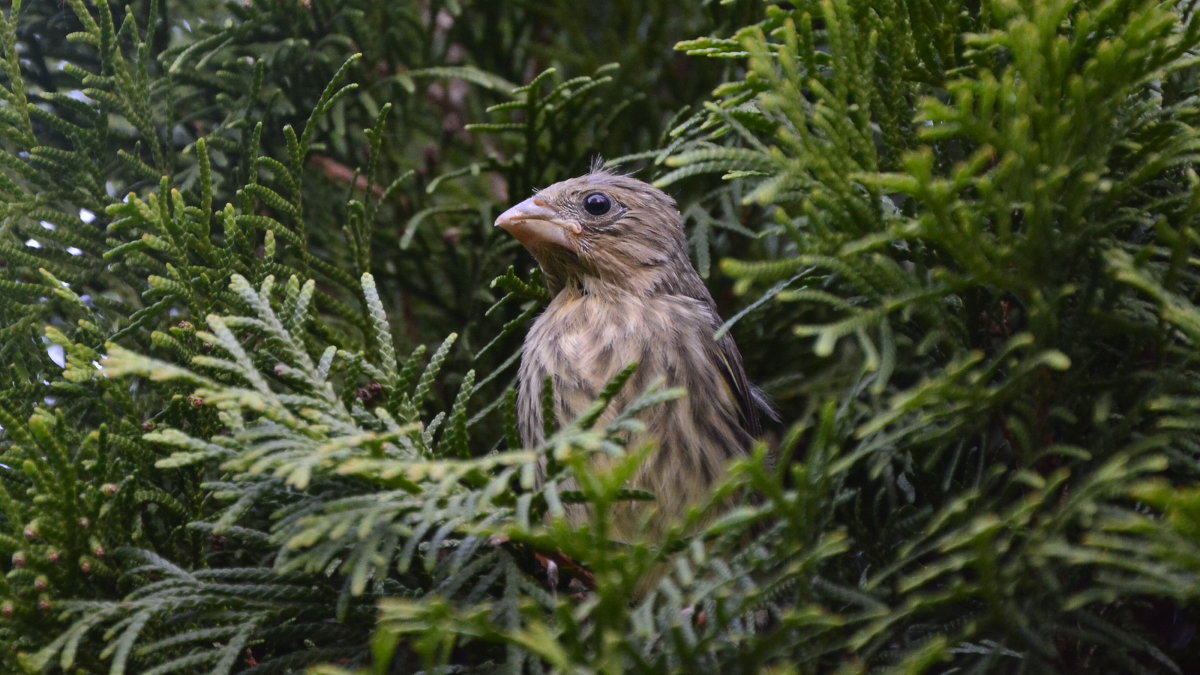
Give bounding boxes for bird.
[495,167,770,543]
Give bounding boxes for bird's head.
[495,171,696,297]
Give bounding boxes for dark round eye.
[583,192,611,216]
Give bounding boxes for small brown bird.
[496,168,768,541]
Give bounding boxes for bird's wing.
[681,279,772,442]
[712,333,765,439]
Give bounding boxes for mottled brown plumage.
[496,169,767,541]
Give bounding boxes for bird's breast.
[523,291,745,461]
[517,291,754,541]
[522,293,703,422]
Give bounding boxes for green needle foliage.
[1,0,1199,673]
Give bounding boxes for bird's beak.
[495,197,580,252]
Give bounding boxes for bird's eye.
[583,192,611,216]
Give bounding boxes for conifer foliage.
[1,0,1198,672]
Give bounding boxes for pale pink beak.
[495,197,579,251]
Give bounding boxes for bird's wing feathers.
[712,334,763,440]
[680,278,770,443]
